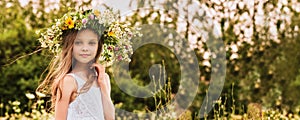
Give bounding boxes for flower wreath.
[36,8,141,64]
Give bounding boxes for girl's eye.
[74,41,82,45]
[89,42,97,45]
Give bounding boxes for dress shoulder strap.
[66,73,85,89]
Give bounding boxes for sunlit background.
[1,0,300,119]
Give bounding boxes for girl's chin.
[75,59,95,64]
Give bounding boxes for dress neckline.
[71,73,100,89]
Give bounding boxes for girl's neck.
[71,62,92,76]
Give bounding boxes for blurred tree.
[0,0,46,115]
[123,0,300,117]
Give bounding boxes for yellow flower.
[94,10,100,17]
[65,17,74,29]
[108,31,116,37]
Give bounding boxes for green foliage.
[0,0,44,115]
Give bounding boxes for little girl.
[36,9,136,120]
[52,28,114,120]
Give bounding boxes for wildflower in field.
[12,101,20,106]
[36,91,46,98]
[25,93,35,99]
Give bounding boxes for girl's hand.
[91,63,105,76]
[91,63,111,96]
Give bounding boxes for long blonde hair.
[37,28,103,110]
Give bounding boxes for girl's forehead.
[78,29,98,35]
[76,29,99,40]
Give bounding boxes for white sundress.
[66,73,105,120]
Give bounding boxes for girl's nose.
[81,45,88,52]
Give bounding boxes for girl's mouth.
[80,54,90,58]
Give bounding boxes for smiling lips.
[80,54,90,58]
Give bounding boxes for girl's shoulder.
[104,73,110,79]
[101,73,110,85]
[63,74,76,82]
[59,74,77,91]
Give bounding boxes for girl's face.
[72,29,99,64]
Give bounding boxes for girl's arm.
[100,73,115,120]
[55,75,77,120]
[93,64,115,120]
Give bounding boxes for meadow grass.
[1,90,300,119]
[1,82,299,119]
